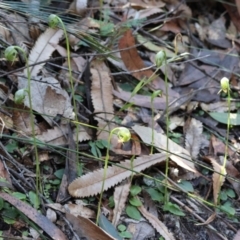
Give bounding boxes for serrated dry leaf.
[68,153,166,197]
[138,204,175,240]
[132,125,198,174]
[90,60,118,147]
[209,157,226,205]
[185,118,203,158]
[26,28,63,77]
[112,180,131,226]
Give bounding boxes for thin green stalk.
[48,15,80,173]
[217,77,230,206]
[5,46,40,194]
[96,127,131,224]
[163,57,169,204]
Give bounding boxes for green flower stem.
[163,54,170,205]
[5,46,40,194]
[48,15,80,175]
[96,127,131,224]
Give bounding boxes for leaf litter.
[0,0,240,239]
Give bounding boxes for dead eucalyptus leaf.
[138,204,176,240]
[90,60,118,147]
[112,180,131,227]
[209,157,226,205]
[68,153,166,197]
[132,125,198,174]
[18,76,74,125]
[185,118,203,158]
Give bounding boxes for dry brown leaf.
[112,180,131,226]
[196,212,216,226]
[26,28,63,77]
[37,125,68,145]
[209,157,226,205]
[125,0,165,9]
[225,161,240,198]
[200,102,237,112]
[0,192,67,240]
[132,125,199,174]
[2,11,30,54]
[68,153,166,197]
[118,29,179,97]
[65,203,95,219]
[138,204,176,240]
[65,213,115,240]
[90,60,118,147]
[185,118,203,158]
[12,105,40,135]
[18,76,74,125]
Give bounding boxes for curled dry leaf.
[132,125,199,174]
[112,180,131,227]
[68,153,167,197]
[18,76,74,125]
[138,203,176,240]
[185,118,203,158]
[65,213,115,240]
[209,157,226,205]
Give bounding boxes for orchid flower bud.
[116,127,131,143]
[155,50,166,67]
[48,14,60,28]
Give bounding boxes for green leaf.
[49,179,61,185]
[100,23,114,36]
[96,140,105,149]
[209,112,240,126]
[119,82,134,92]
[126,205,141,220]
[12,192,26,200]
[2,208,18,224]
[220,191,228,201]
[129,197,142,207]
[117,224,126,232]
[145,188,164,202]
[163,202,185,216]
[0,198,4,211]
[100,139,110,149]
[177,180,194,192]
[5,140,18,153]
[98,214,123,240]
[74,95,83,103]
[108,196,115,208]
[54,169,64,179]
[226,189,236,198]
[90,144,98,157]
[130,186,142,196]
[28,191,40,209]
[220,202,235,216]
[119,231,132,239]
